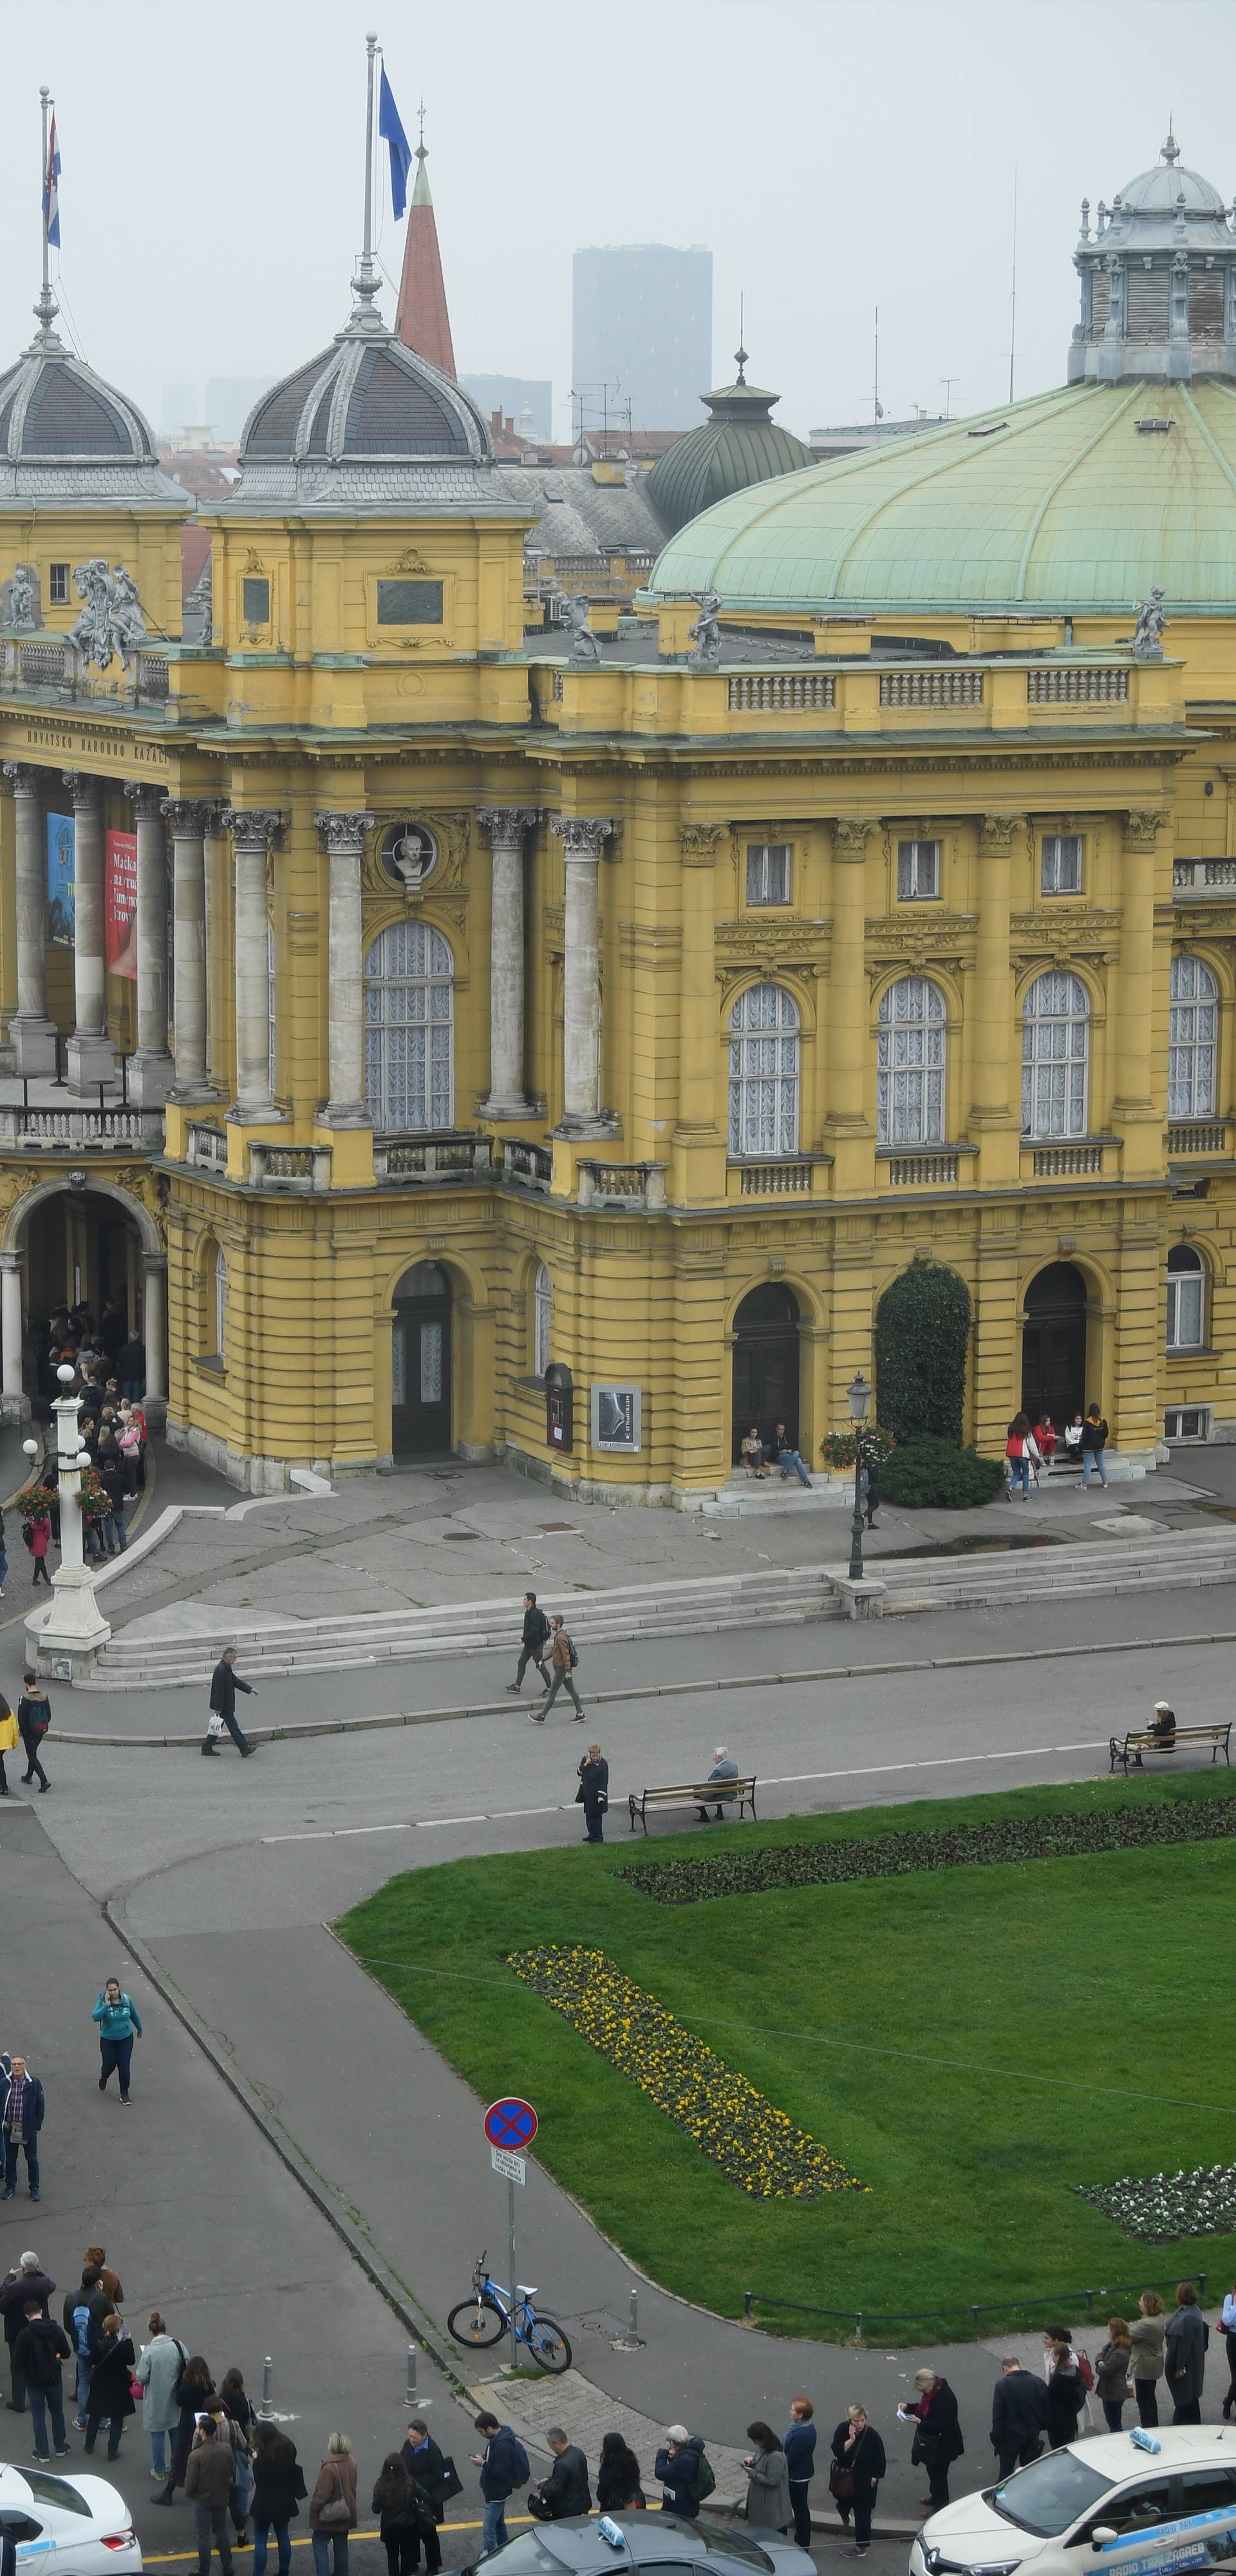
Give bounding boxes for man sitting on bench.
[1132,1700,1177,1767]
[697,1745,740,1823]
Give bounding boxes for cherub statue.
[687,591,723,669]
[0,563,39,632]
[1127,585,1168,660]
[559,591,602,665]
[107,565,147,668]
[67,559,116,668]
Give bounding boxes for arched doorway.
[8,1180,162,1412]
[732,1283,800,1463]
[1021,1262,1088,1429]
[392,1261,453,1459]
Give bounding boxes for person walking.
[17,1675,50,1794]
[653,2429,706,2519]
[1045,2342,1085,2449]
[507,1593,550,1696]
[990,2358,1049,2477]
[310,2432,357,2576]
[64,2267,104,2429]
[471,2412,526,2557]
[400,2421,445,2575]
[251,2423,307,2576]
[203,1649,256,1758]
[1081,1405,1109,1488]
[1094,2320,1134,2432]
[1005,1414,1037,1499]
[219,2367,257,2539]
[25,1505,52,1588]
[0,1699,18,1796]
[529,2428,590,2519]
[14,2298,71,2459]
[773,1423,811,1488]
[743,2425,791,2534]
[595,2432,644,2511]
[697,1748,739,1824]
[859,1453,881,1529]
[1165,2282,1206,2424]
[185,2413,236,2576]
[829,2406,885,2559]
[903,2369,963,2514]
[372,2455,423,2576]
[576,1744,609,1842]
[83,2311,135,2463]
[1,2251,55,2410]
[92,1978,142,2104]
[1130,2290,1166,2427]
[532,1615,584,1724]
[0,2056,44,2201]
[134,2314,187,2483]
[1219,2282,1236,2420]
[783,2397,816,2550]
[157,2354,217,2503]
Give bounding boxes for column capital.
[1123,806,1168,852]
[1,762,41,795]
[160,797,219,835]
[552,815,613,861]
[679,823,723,867]
[314,808,375,857]
[123,779,166,820]
[478,805,542,848]
[61,771,102,813]
[832,817,872,862]
[224,807,283,852]
[141,1251,169,1276]
[0,1249,23,1274]
[979,813,1024,857]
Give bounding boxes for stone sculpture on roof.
[67,558,147,670]
[1127,585,1168,659]
[560,592,602,664]
[687,591,723,669]
[0,564,39,631]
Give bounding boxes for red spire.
[394,123,456,380]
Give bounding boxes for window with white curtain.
[1041,833,1083,895]
[876,976,946,1144]
[533,1262,552,1378]
[897,838,941,900]
[1169,953,1218,1118]
[1021,970,1089,1139]
[213,1244,228,1361]
[1166,1244,1205,1350]
[364,920,454,1133]
[745,842,791,905]
[727,983,800,1156]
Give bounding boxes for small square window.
[242,576,270,625]
[1042,832,1083,894]
[48,563,69,606]
[897,838,940,900]
[377,578,444,626]
[746,842,791,904]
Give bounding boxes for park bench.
[1109,1721,1231,1775]
[627,1776,758,1833]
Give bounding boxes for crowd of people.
[1004,1406,1109,1494]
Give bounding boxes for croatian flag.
[42,110,61,247]
[379,66,412,220]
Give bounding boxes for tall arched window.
[877,976,946,1144]
[727,983,800,1156]
[1170,954,1218,1118]
[533,1262,552,1379]
[1022,971,1089,1139]
[213,1244,228,1361]
[364,921,454,1133]
[1167,1244,1205,1350]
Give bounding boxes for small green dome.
[646,352,811,538]
[650,376,1236,616]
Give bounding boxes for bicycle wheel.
[447,2293,507,2349]
[525,2315,572,2373]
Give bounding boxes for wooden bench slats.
[628,1777,758,1833]
[1109,1723,1231,1774]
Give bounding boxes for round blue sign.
[483,2095,538,2150]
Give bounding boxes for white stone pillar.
[31,1368,111,1670]
[142,1252,167,1406]
[552,815,613,1133]
[478,805,540,1119]
[314,808,374,1124]
[164,798,217,1099]
[3,762,57,1073]
[224,809,283,1120]
[124,781,173,1106]
[0,1251,24,1404]
[63,770,113,1091]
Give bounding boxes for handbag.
[319,2470,350,2528]
[829,2462,856,2501]
[910,2430,937,2468]
[439,2456,464,2504]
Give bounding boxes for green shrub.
[875,1255,971,1443]
[881,1434,1006,1509]
[819,1423,895,1470]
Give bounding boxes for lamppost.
[26,1362,111,1673]
[847,1370,872,1582]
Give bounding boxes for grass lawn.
[337,1772,1236,2338]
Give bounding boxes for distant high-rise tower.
[572,244,713,431]
[394,111,456,379]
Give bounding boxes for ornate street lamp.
[847,1370,872,1583]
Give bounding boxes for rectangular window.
[377,579,444,626]
[1042,833,1083,893]
[1165,1405,1210,1441]
[897,838,940,900]
[242,576,270,625]
[48,563,69,606]
[419,1320,444,1404]
[745,842,791,905]
[1167,1273,1204,1350]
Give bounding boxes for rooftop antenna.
[873,305,883,422]
[735,292,747,383]
[1008,166,1018,406]
[940,375,959,419]
[36,84,59,337]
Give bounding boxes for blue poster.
[46,810,75,945]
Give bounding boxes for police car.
[0,2462,140,2576]
[912,2429,1236,2576]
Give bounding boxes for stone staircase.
[860,1524,1236,1613]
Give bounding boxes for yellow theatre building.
[3,128,1236,1497]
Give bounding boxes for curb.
[52,1620,1236,1748]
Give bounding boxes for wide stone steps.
[863,1528,1236,1612]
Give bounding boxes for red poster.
[106,829,138,978]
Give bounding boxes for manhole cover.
[538,1522,580,1533]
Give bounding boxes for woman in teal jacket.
[91,1979,142,2104]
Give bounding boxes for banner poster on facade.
[105,829,138,977]
[46,811,75,944]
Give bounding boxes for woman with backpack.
[134,2313,187,2483]
[251,2423,307,2576]
[533,1615,585,1724]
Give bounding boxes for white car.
[0,2463,140,2576]
[912,2428,1236,2576]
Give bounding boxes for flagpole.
[39,86,50,299]
[363,32,377,263]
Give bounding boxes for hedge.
[875,1255,971,1444]
[880,1434,1007,1509]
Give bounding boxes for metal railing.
[743,2270,1208,2342]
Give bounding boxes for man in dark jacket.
[0,2057,45,2202]
[472,2411,525,2559]
[0,2250,55,2408]
[402,2421,445,2575]
[1165,2283,1207,2423]
[203,1649,256,1759]
[508,1593,550,1695]
[991,2359,1050,2477]
[117,1334,145,1401]
[531,2430,590,2519]
[14,2301,71,2458]
[783,2398,816,2550]
[655,2429,704,2517]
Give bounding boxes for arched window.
[1170,954,1218,1119]
[364,921,454,1133]
[877,976,946,1144]
[727,983,800,1157]
[1022,971,1089,1139]
[213,1244,227,1361]
[1167,1244,1205,1350]
[533,1262,552,1379]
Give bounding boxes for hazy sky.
[3,0,1235,442]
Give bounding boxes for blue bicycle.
[447,2251,572,2372]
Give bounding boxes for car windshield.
[989,2452,1115,2537]
[21,2473,92,2519]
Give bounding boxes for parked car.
[0,2463,140,2576]
[912,2427,1236,2576]
[467,2515,811,2576]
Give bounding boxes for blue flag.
[379,67,413,220]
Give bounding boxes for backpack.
[567,1637,578,1671]
[509,2436,531,2487]
[21,1521,32,1549]
[693,2452,716,2502]
[71,2302,94,2360]
[1076,2349,1094,2392]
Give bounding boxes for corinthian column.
[62,772,113,1090]
[1115,806,1166,1177]
[552,815,613,1132]
[314,808,374,1124]
[3,762,57,1072]
[675,824,722,1135]
[825,817,874,1191]
[123,781,173,1106]
[478,805,540,1119]
[223,809,283,1120]
[163,799,217,1098]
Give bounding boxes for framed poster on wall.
[46,811,75,943]
[590,1384,642,1452]
[105,829,138,977]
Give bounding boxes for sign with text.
[105,828,138,977]
[46,811,75,944]
[491,2146,525,2185]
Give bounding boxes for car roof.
[527,2519,772,2570]
[1063,2429,1236,2479]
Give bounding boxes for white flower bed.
[1076,2162,1236,2242]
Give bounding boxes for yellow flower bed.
[507,1943,865,2201]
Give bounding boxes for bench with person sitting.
[1109,1700,1230,1773]
[628,1750,758,1833]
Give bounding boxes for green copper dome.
[646,351,811,538]
[650,376,1236,615]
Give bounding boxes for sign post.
[483,2099,538,2379]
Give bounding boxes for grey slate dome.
[646,348,812,539]
[0,306,189,509]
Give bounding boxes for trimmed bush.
[880,1434,1006,1508]
[876,1255,971,1443]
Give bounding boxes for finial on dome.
[1080,196,1091,242]
[1163,126,1180,166]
